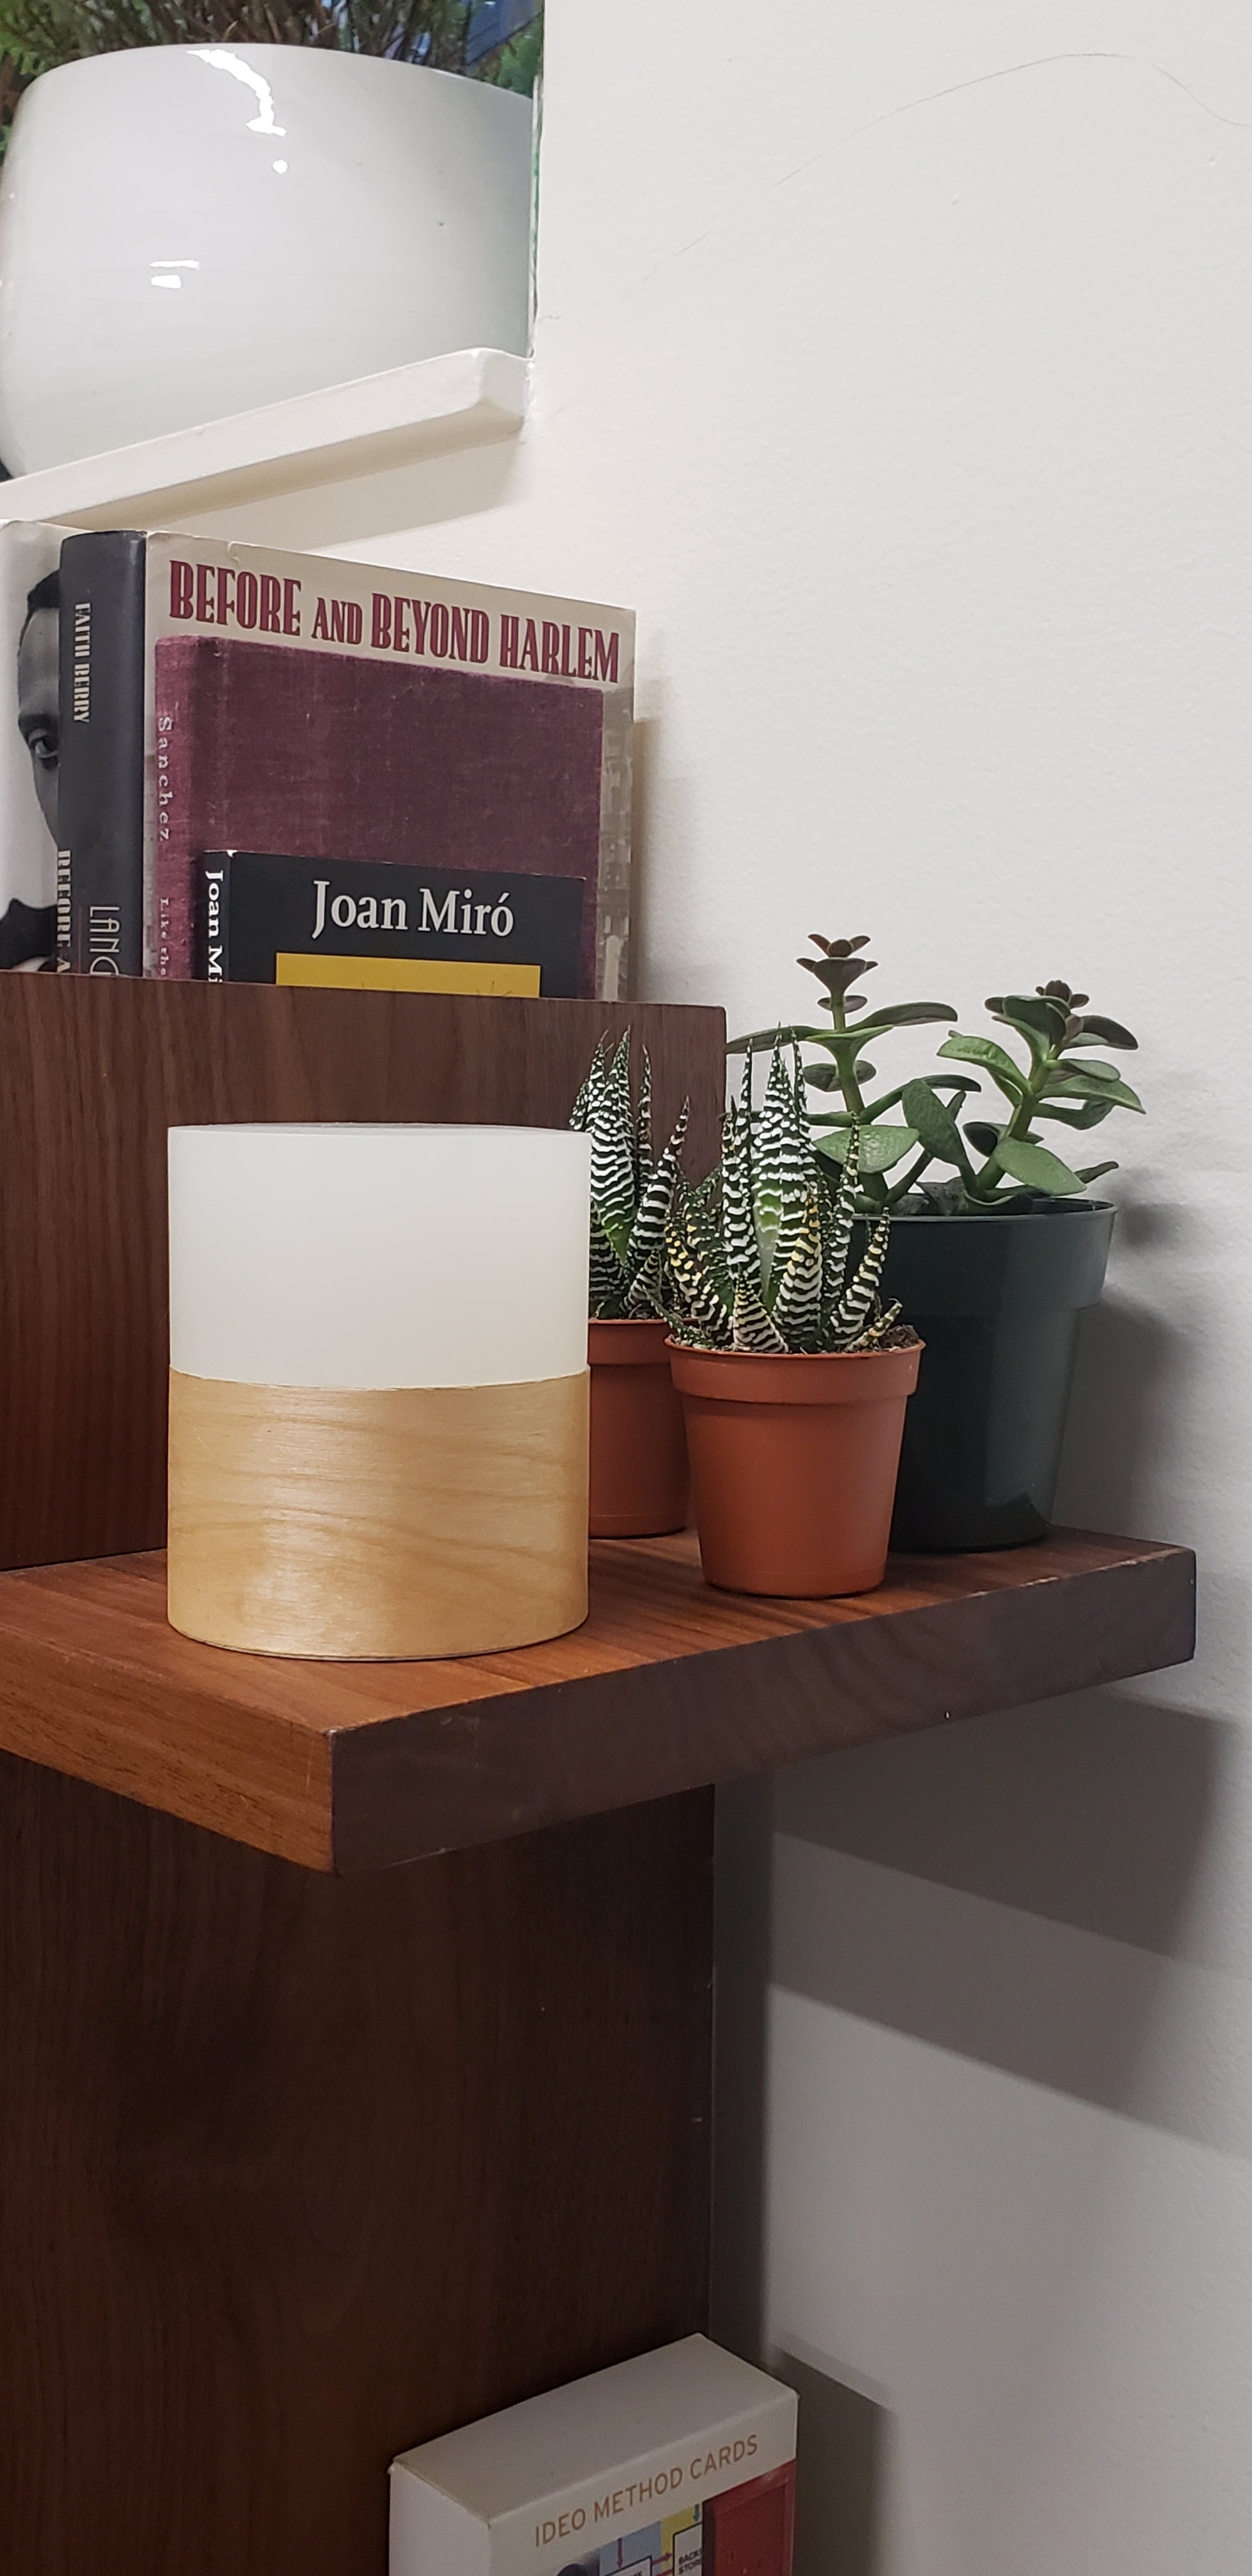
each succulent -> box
[666,1038,902,1354]
[570,1033,689,1320]
[730,937,1143,1215]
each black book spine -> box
[58,531,147,977]
[197,854,229,981]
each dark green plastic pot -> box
[879,1200,1115,1551]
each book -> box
[199,850,585,995]
[57,529,147,976]
[141,536,634,996]
[389,2334,797,2576]
[0,518,66,971]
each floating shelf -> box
[0,344,526,530]
[0,1527,1195,1874]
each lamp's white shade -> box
[168,1123,592,1390]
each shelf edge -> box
[0,346,528,531]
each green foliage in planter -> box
[570,1032,689,1321]
[0,0,541,153]
[730,935,1143,1216]
[667,1038,901,1354]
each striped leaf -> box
[721,1096,757,1285]
[626,1099,689,1278]
[818,1127,860,1330]
[590,1032,639,1260]
[770,1190,823,1349]
[676,1181,735,1317]
[625,1241,668,1318]
[731,1276,789,1353]
[666,1223,732,1345]
[589,1211,630,1317]
[830,1213,890,1348]
[862,1298,903,1345]
[754,1038,810,1292]
[569,1034,609,1135]
[766,1050,816,1300]
[636,1046,654,1185]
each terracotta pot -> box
[668,1340,922,1597]
[588,1318,691,1537]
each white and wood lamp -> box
[166,1122,592,1660]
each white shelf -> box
[0,346,527,532]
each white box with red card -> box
[390,2334,797,2576]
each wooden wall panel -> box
[0,1754,714,2576]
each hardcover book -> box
[200,850,585,995]
[0,518,67,971]
[389,2335,797,2576]
[142,535,634,997]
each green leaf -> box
[727,1024,823,1053]
[938,1032,1027,1098]
[1056,1056,1120,1082]
[991,1136,1084,1195]
[1037,1098,1115,1130]
[816,1122,917,1174]
[986,993,1068,1048]
[901,1078,968,1166]
[963,1121,1003,1156]
[798,953,876,1002]
[1045,1073,1143,1112]
[849,1002,958,1034]
[1077,1160,1118,1184]
[1074,1013,1138,1050]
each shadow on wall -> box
[1052,1262,1193,1539]
[710,1294,1223,2560]
[770,2347,890,2576]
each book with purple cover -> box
[144,537,634,997]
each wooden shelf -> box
[0,345,526,530]
[0,1527,1195,1874]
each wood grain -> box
[0,1757,713,2576]
[167,1369,590,1659]
[0,1528,1195,1873]
[0,976,725,1572]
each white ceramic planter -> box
[0,45,531,473]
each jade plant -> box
[570,1033,689,1319]
[729,935,1143,1215]
[666,1038,904,1354]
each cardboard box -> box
[390,2334,797,2576]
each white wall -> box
[194,6,1252,2566]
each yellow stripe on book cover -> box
[275,954,542,997]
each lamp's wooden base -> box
[167,1368,590,1659]
[0,1753,712,2576]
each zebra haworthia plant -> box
[570,1032,689,1319]
[667,1039,903,1355]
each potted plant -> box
[666,1039,920,1597]
[731,936,1144,1551]
[570,1032,691,1539]
[0,2,539,472]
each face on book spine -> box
[165,1123,592,1661]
